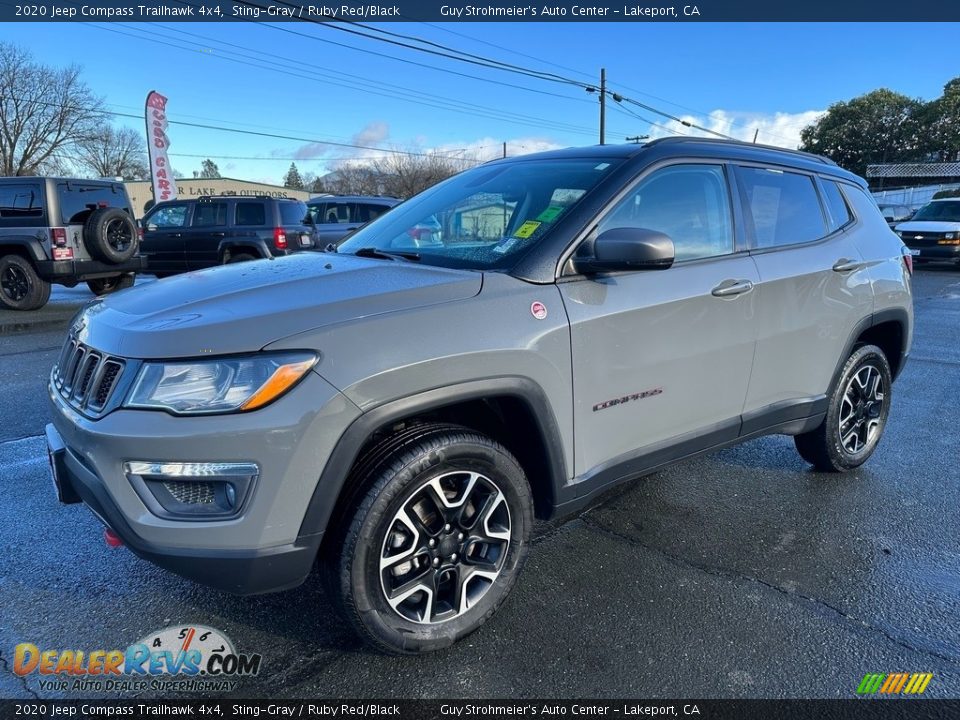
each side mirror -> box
[573,227,675,274]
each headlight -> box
[894,230,904,238]
[125,352,318,415]
[944,232,957,240]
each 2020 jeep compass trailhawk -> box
[46,139,913,654]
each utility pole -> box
[599,67,606,145]
[503,141,507,158]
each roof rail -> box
[643,136,837,166]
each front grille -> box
[904,232,944,248]
[53,337,125,413]
[163,481,216,505]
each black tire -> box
[0,254,51,311]
[794,344,893,472]
[83,207,138,263]
[226,252,257,264]
[86,273,135,297]
[324,423,534,654]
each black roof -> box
[498,138,865,187]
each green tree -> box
[799,89,928,176]
[284,162,304,189]
[922,77,960,162]
[199,158,220,179]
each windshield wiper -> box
[352,247,421,262]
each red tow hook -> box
[104,528,124,548]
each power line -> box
[112,22,603,138]
[0,94,475,159]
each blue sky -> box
[2,21,957,184]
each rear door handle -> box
[169,233,182,238]
[210,232,225,238]
[711,279,754,297]
[832,258,864,273]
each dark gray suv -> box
[47,139,913,654]
[141,195,316,276]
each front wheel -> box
[325,424,534,654]
[794,344,892,472]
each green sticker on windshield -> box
[514,221,541,239]
[536,206,564,223]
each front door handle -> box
[210,232,225,238]
[711,279,754,297]
[832,258,864,273]
[169,233,182,238]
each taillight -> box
[137,226,143,242]
[273,227,287,250]
[50,228,67,247]
[901,246,913,276]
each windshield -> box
[337,158,621,270]
[910,200,960,222]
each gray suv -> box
[46,139,913,654]
[0,177,145,310]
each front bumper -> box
[36,254,147,282]
[906,244,960,262]
[46,370,361,594]
[47,422,320,594]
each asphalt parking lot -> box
[0,269,958,700]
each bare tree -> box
[73,125,148,180]
[371,151,473,198]
[199,158,220,179]
[0,42,104,176]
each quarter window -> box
[0,184,43,226]
[821,180,854,232]
[597,164,734,262]
[737,167,827,248]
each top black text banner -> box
[2,0,957,21]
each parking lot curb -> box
[0,315,73,336]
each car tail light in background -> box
[273,227,287,250]
[50,228,67,247]
[901,246,913,275]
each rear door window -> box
[235,202,267,226]
[736,167,827,248]
[57,183,130,224]
[191,202,227,227]
[0,183,45,227]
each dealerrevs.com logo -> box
[13,625,261,693]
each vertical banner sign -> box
[145,91,178,203]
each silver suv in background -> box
[46,139,913,654]
[307,195,400,247]
[0,177,145,310]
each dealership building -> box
[124,177,310,218]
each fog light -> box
[123,461,258,519]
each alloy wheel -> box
[1,264,29,302]
[379,470,511,625]
[838,364,884,454]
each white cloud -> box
[644,109,826,149]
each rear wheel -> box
[226,252,257,264]
[794,344,892,472]
[324,424,534,654]
[0,254,51,311]
[86,273,135,296]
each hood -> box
[72,253,482,358]
[894,220,960,233]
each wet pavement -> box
[0,268,958,699]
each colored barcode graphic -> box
[857,673,933,695]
